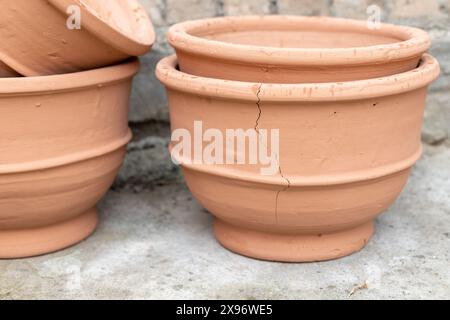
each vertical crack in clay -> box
[275,165,291,224]
[254,84,290,224]
[254,84,262,132]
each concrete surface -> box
[0,144,449,300]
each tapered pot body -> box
[0,59,139,258]
[168,16,431,83]
[0,0,154,76]
[157,54,440,262]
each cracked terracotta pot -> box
[0,59,138,259]
[168,16,431,83]
[157,54,440,262]
[0,0,154,76]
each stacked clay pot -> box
[158,16,440,262]
[0,0,154,258]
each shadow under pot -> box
[0,61,20,78]
[0,0,154,76]
[0,59,139,259]
[168,15,431,83]
[156,54,440,262]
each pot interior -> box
[188,19,409,49]
[81,0,151,44]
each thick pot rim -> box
[156,54,440,102]
[0,58,139,95]
[168,15,431,67]
[48,0,155,56]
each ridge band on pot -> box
[0,131,131,175]
[169,145,423,187]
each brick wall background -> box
[117,0,450,189]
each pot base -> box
[0,208,98,259]
[214,220,374,262]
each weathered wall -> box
[118,0,450,188]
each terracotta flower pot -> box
[168,16,431,83]
[0,0,154,76]
[0,59,138,259]
[157,54,440,262]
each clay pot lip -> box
[156,54,439,102]
[168,15,431,67]
[0,58,139,96]
[0,131,131,175]
[48,0,155,56]
[170,145,421,187]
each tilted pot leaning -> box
[0,59,139,258]
[157,54,440,262]
[168,16,431,83]
[0,0,154,76]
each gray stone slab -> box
[0,145,449,300]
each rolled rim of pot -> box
[156,53,439,102]
[168,15,431,67]
[0,58,139,95]
[48,0,155,56]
